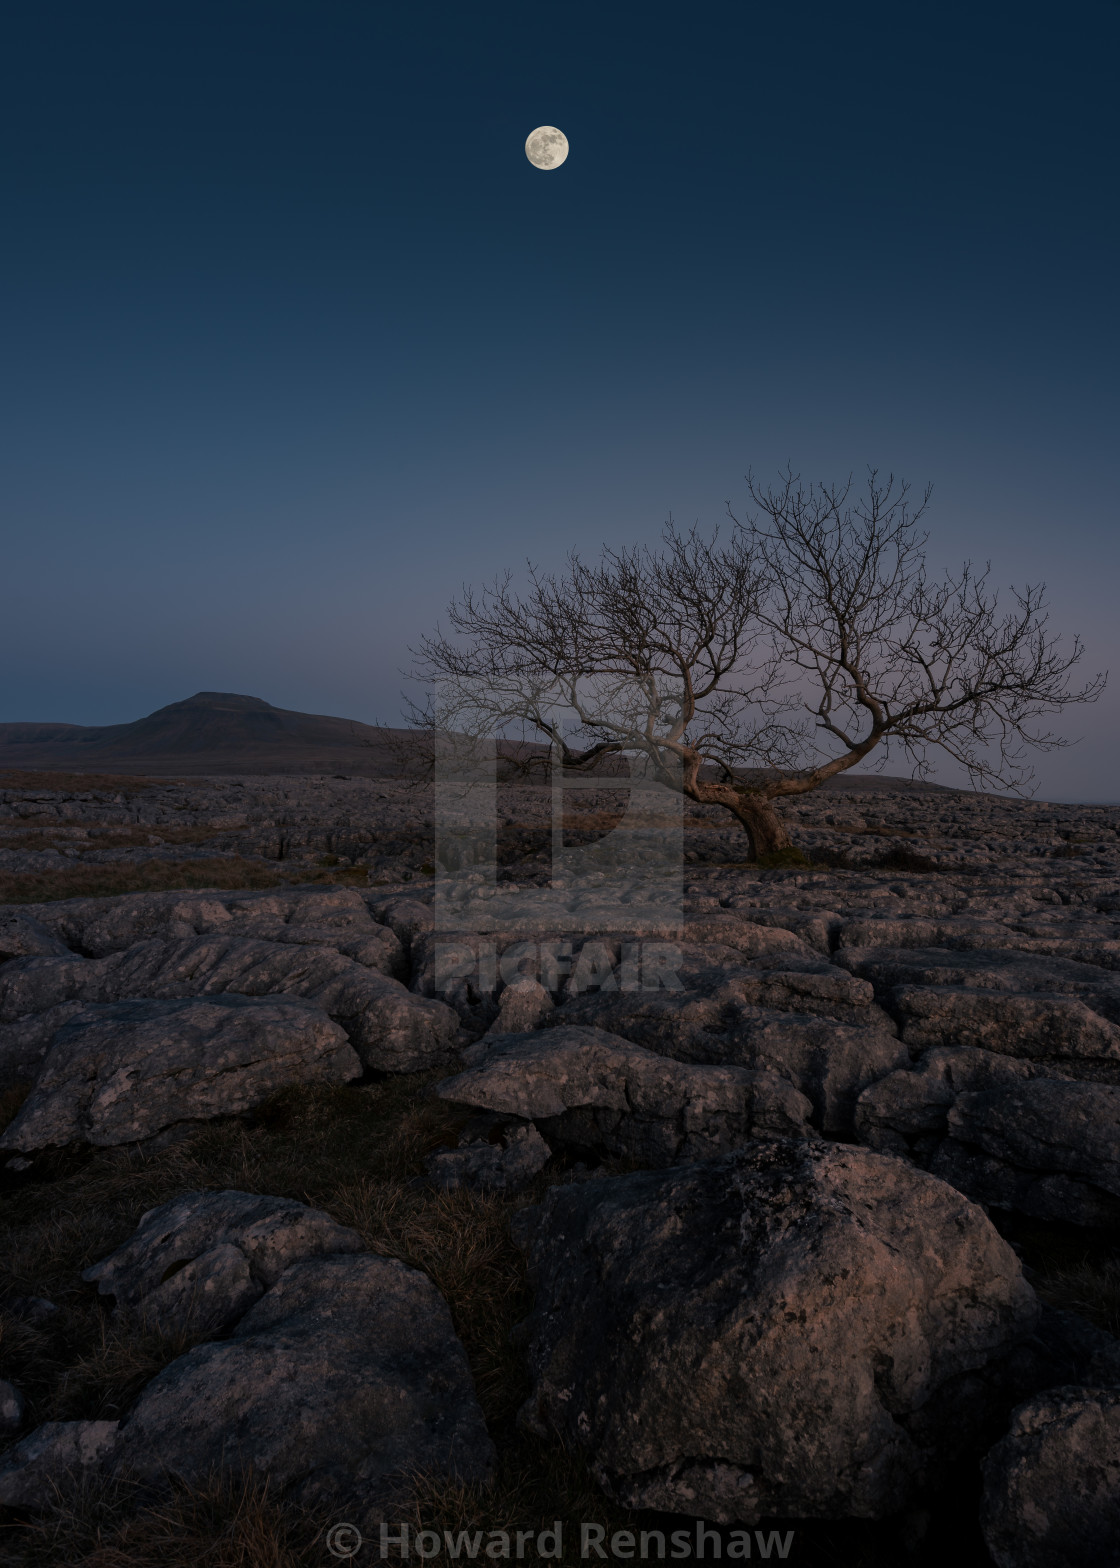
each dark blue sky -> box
[3,1,1118,797]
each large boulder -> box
[512,1141,1038,1523]
[0,995,360,1153]
[82,1190,365,1335]
[980,1388,1120,1568]
[113,1253,495,1512]
[437,1026,812,1165]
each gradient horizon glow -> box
[2,2,1117,801]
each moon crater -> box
[525,126,569,170]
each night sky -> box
[3,1,1118,798]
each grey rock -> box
[720,902,842,955]
[438,1026,813,1165]
[27,886,388,961]
[693,1011,908,1136]
[855,1046,1050,1157]
[549,964,904,1136]
[947,1078,1120,1196]
[0,996,360,1153]
[512,1140,1038,1522]
[837,945,1120,1016]
[893,985,1120,1068]
[425,1123,551,1192]
[485,977,554,1035]
[919,1077,1120,1225]
[931,1152,1120,1230]
[840,915,1033,952]
[367,895,434,951]
[0,1378,26,1436]
[980,1387,1120,1568]
[682,910,815,959]
[858,1051,1120,1224]
[0,913,72,964]
[114,1253,495,1511]
[0,1002,88,1091]
[0,1420,120,1509]
[82,1189,364,1335]
[0,931,459,1074]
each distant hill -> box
[0,691,957,791]
[0,693,409,778]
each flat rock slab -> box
[856,1049,1120,1225]
[113,1253,495,1511]
[512,1140,1038,1524]
[981,1388,1120,1568]
[931,1077,1120,1227]
[892,985,1120,1069]
[0,995,360,1153]
[946,1079,1120,1196]
[21,885,390,959]
[837,946,1120,1016]
[0,931,458,1074]
[438,1025,812,1166]
[83,1189,364,1335]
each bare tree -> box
[412,471,1105,860]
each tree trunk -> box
[730,794,794,859]
[677,756,797,862]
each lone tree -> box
[412,470,1104,860]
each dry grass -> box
[0,1467,331,1568]
[0,1074,1008,1565]
[0,773,191,794]
[0,859,368,905]
[0,1077,639,1564]
[0,1076,539,1433]
[1036,1254,1120,1336]
[1009,1218,1120,1338]
[0,827,233,853]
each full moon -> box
[525,126,569,170]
